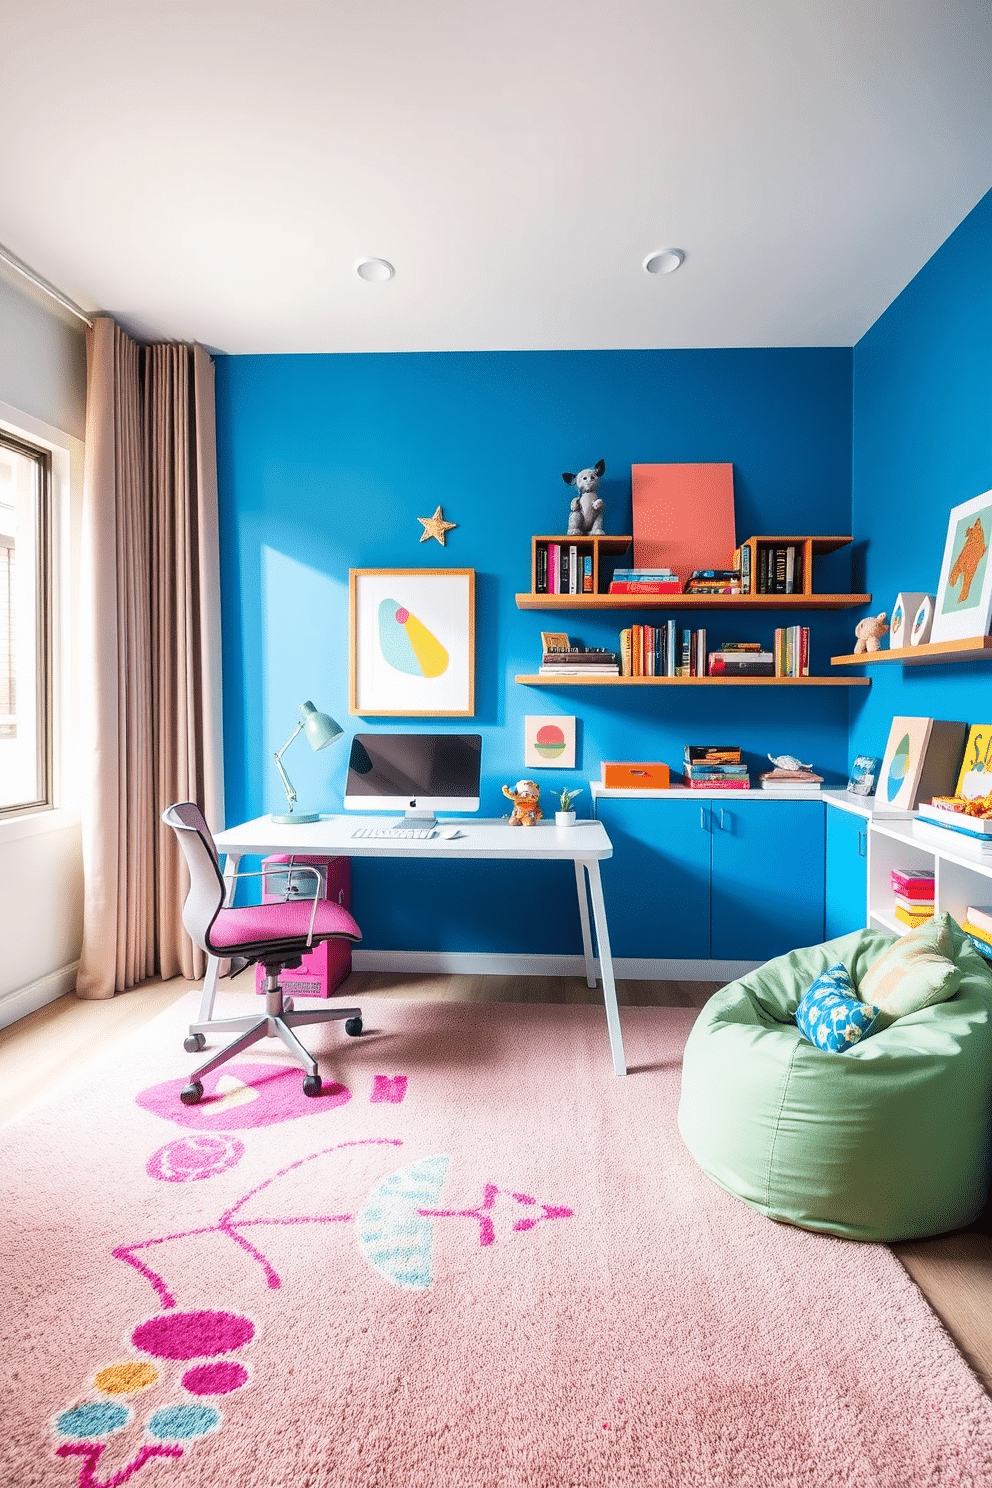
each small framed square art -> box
[930,491,992,643]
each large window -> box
[0,431,51,814]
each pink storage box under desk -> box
[255,854,352,998]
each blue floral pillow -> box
[795,963,881,1052]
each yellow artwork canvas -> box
[955,725,992,798]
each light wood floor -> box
[2,970,990,1394]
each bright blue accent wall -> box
[851,187,992,771]
[215,347,852,952]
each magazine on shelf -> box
[911,818,992,857]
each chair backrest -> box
[161,801,227,953]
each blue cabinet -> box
[597,796,825,963]
[596,797,710,958]
[824,804,868,939]
[710,800,825,960]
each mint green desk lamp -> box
[271,701,343,824]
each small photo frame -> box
[524,715,576,769]
[349,568,475,717]
[930,490,992,643]
[847,755,880,796]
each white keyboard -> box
[350,826,436,840]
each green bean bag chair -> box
[677,925,992,1241]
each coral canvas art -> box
[524,715,576,769]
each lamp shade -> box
[299,700,343,752]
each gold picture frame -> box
[349,568,476,717]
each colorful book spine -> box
[894,905,933,928]
[964,930,992,961]
[890,869,935,896]
[608,581,683,593]
[583,555,593,593]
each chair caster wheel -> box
[345,1017,363,1037]
[180,1082,204,1105]
[303,1074,322,1097]
[184,1033,206,1053]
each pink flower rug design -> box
[2,992,991,1487]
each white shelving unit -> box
[867,817,992,938]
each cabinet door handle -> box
[858,830,867,858]
[719,808,728,831]
[700,807,708,831]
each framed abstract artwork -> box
[930,490,992,643]
[954,724,992,799]
[524,715,576,769]
[349,569,475,716]
[878,716,967,811]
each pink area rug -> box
[3,992,992,1488]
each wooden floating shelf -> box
[515,675,870,687]
[516,593,872,612]
[831,636,992,667]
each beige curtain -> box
[76,316,225,999]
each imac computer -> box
[343,733,482,829]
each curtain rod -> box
[0,241,95,328]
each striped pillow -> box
[858,912,963,1022]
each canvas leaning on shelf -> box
[876,716,967,812]
[930,489,992,644]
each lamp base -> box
[269,811,320,825]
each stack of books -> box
[758,768,823,793]
[912,802,992,859]
[608,567,683,595]
[773,626,810,677]
[538,646,619,676]
[707,642,774,677]
[962,905,992,962]
[890,867,935,927]
[683,568,742,595]
[683,745,750,790]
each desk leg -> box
[573,858,598,989]
[583,859,627,1077]
[194,851,240,1028]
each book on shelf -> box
[582,555,593,593]
[619,628,633,677]
[685,761,749,777]
[894,892,935,914]
[773,625,810,677]
[682,584,742,595]
[708,654,775,676]
[966,905,992,936]
[916,803,992,839]
[752,543,804,595]
[540,631,572,652]
[963,918,992,947]
[894,905,933,928]
[758,768,823,792]
[911,818,992,858]
[608,580,684,593]
[683,776,752,790]
[611,567,678,578]
[685,745,742,763]
[890,868,935,896]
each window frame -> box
[0,428,53,819]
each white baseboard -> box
[0,961,79,1029]
[352,950,758,983]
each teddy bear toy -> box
[562,459,606,535]
[502,779,543,826]
[853,612,889,653]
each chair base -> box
[181,976,362,1103]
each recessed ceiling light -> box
[356,258,395,283]
[643,249,685,276]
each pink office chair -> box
[162,802,363,1105]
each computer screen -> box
[343,733,482,822]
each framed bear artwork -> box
[930,490,992,643]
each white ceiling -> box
[3,1,992,354]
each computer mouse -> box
[439,827,462,839]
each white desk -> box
[197,815,627,1075]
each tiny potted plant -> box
[552,786,583,826]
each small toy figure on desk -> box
[502,779,543,826]
[562,459,606,535]
[853,613,889,653]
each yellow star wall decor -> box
[417,505,457,545]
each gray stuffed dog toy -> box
[562,459,606,535]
